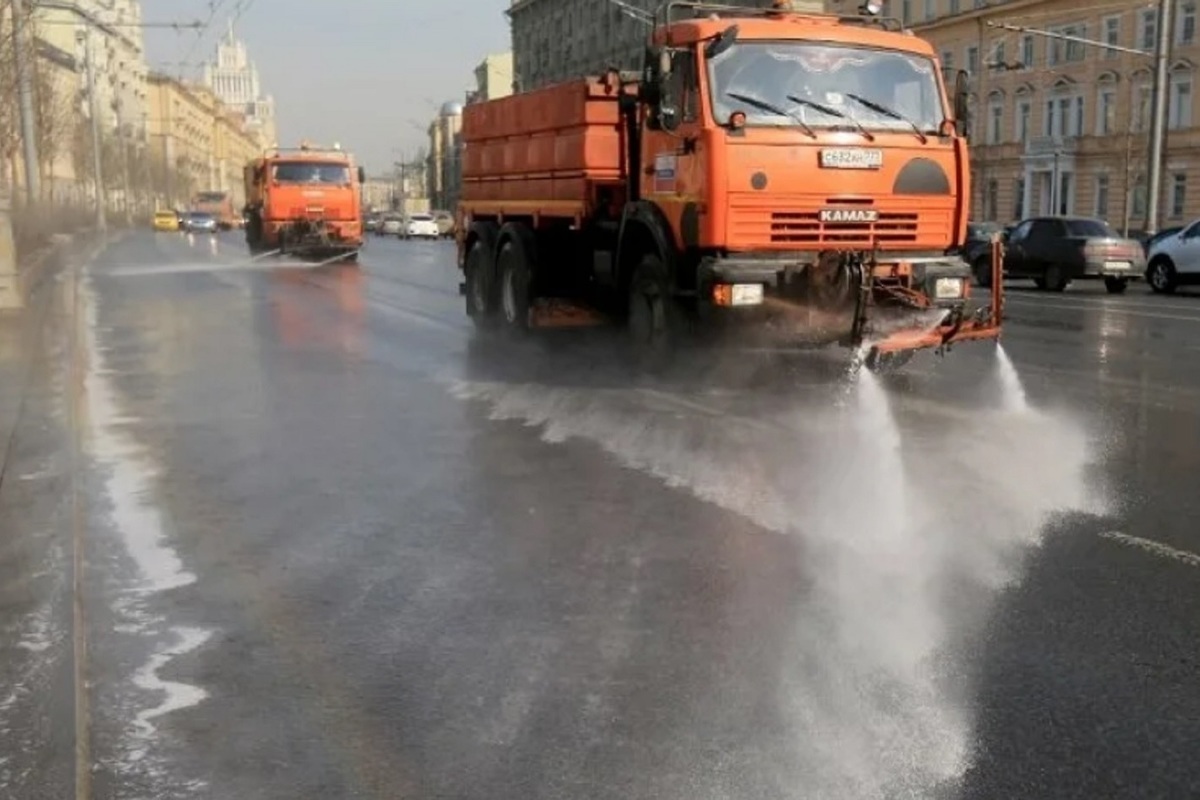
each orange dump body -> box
[460,76,632,217]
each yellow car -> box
[153,209,180,232]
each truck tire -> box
[497,237,532,332]
[465,238,497,326]
[627,253,681,370]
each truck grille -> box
[769,211,919,244]
[730,196,953,248]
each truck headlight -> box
[934,277,964,299]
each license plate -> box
[731,284,764,306]
[819,148,883,170]
[1104,261,1131,270]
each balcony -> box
[1025,136,1079,156]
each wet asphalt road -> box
[2,230,1199,799]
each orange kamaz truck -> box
[243,141,366,262]
[456,0,1003,370]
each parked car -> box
[1145,220,1200,293]
[987,216,1145,293]
[404,212,440,240]
[152,209,180,232]
[432,210,455,238]
[379,214,404,236]
[182,211,218,234]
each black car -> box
[991,216,1146,293]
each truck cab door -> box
[643,47,705,246]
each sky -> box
[143,0,511,174]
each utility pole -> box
[1145,0,1173,235]
[12,0,42,204]
[79,29,106,230]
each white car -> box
[1146,220,1200,293]
[404,213,440,240]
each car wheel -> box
[972,257,992,288]
[1147,257,1178,294]
[1041,263,1069,292]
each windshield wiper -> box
[725,91,815,138]
[844,93,928,143]
[786,95,874,142]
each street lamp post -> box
[78,29,106,231]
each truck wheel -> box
[1103,276,1128,294]
[465,239,496,326]
[497,238,532,331]
[627,253,681,369]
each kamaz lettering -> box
[819,208,880,223]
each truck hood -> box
[721,132,962,251]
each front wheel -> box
[1103,276,1129,294]
[627,253,684,371]
[1147,258,1177,294]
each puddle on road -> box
[446,349,1104,798]
[79,265,213,795]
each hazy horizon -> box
[143,0,511,175]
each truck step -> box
[529,298,609,328]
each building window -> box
[949,0,959,12]
[994,42,1006,70]
[1172,173,1188,218]
[1103,16,1120,58]
[942,50,954,70]
[1014,178,1026,220]
[1170,76,1193,129]
[1133,82,1153,131]
[1141,9,1158,51]
[988,98,1004,143]
[1065,25,1087,62]
[967,45,979,74]
[986,179,998,219]
[1095,174,1110,219]
[1058,172,1074,215]
[1021,35,1034,68]
[1097,88,1116,134]
[1016,99,1032,142]
[1044,99,1055,136]
[902,0,911,25]
[1072,95,1085,136]
[924,0,934,20]
[1180,1,1196,44]
[1133,174,1148,218]
[1045,95,1079,137]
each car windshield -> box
[272,161,351,184]
[708,42,945,132]
[1064,219,1113,237]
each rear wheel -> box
[497,238,533,332]
[464,238,497,326]
[1147,257,1177,294]
[1103,276,1128,294]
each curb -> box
[0,228,106,313]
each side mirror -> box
[953,69,971,137]
[357,166,366,184]
[704,24,739,60]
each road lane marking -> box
[1099,531,1200,569]
[1004,298,1200,323]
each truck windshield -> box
[708,42,944,133]
[272,162,351,184]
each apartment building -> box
[145,74,260,208]
[827,0,1199,230]
[427,102,463,212]
[470,52,514,103]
